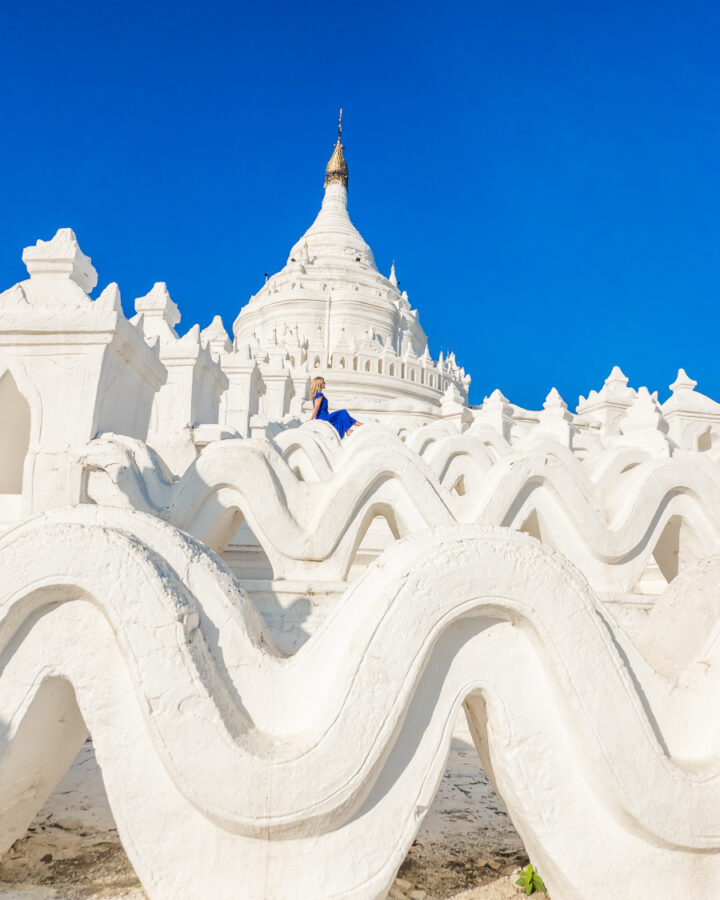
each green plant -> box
[515,863,547,895]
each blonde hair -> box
[310,376,325,399]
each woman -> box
[309,377,363,438]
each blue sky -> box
[1,0,718,408]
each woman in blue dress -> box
[309,377,363,438]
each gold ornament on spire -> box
[325,108,349,188]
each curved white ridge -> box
[3,511,720,898]
[83,424,720,593]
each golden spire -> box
[324,108,349,188]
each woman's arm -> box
[310,396,322,420]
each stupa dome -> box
[231,114,469,421]
[233,113,427,354]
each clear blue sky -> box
[1,0,718,408]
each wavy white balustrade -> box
[82,423,720,597]
[2,509,720,898]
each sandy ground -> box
[396,716,529,899]
[0,714,538,900]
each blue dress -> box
[314,392,357,438]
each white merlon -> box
[22,227,98,293]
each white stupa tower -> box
[232,111,470,424]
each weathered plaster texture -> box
[1,144,720,898]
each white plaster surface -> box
[3,149,720,899]
[3,510,720,897]
[0,718,528,899]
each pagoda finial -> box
[325,110,349,189]
[389,261,398,287]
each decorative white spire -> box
[577,365,635,408]
[524,387,576,449]
[201,314,232,355]
[543,387,571,416]
[605,365,629,388]
[23,228,98,294]
[133,283,181,342]
[388,262,398,287]
[670,368,697,393]
[616,386,672,455]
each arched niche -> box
[634,515,703,595]
[0,370,30,494]
[345,507,402,582]
[222,519,275,581]
[697,427,719,452]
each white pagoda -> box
[230,111,471,428]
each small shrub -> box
[515,863,547,895]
